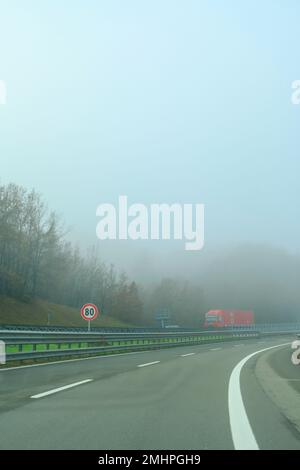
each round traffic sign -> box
[81,303,99,321]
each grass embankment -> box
[0,295,132,328]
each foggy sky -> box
[1,1,299,279]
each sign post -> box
[81,303,99,332]
[47,310,52,326]
[155,309,171,329]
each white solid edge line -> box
[228,342,290,450]
[138,361,160,368]
[31,379,93,399]
[0,350,150,372]
[181,353,195,357]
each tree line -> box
[142,245,300,325]
[0,183,143,324]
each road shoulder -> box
[255,345,300,434]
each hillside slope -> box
[0,296,133,328]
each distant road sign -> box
[155,309,171,328]
[155,310,170,321]
[81,303,99,321]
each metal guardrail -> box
[1,322,300,333]
[0,324,163,333]
[1,323,299,365]
[1,329,260,364]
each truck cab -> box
[204,310,225,328]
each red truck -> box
[204,309,254,328]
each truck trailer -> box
[204,309,254,328]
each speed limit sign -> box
[81,303,99,321]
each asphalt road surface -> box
[0,336,299,450]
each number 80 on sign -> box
[81,303,99,321]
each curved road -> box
[0,337,299,450]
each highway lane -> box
[0,337,299,450]
[0,339,257,413]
